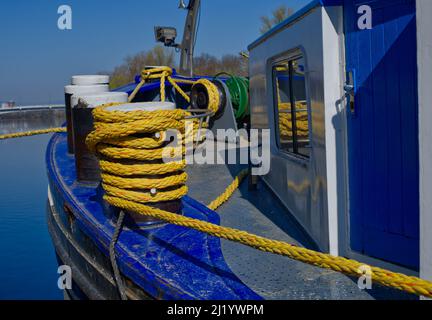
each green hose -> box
[214,72,249,120]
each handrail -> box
[0,105,65,113]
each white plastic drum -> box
[64,84,109,96]
[71,75,109,86]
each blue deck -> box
[47,132,416,300]
[46,132,261,300]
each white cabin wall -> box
[417,0,432,283]
[321,6,344,256]
[249,7,331,251]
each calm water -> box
[0,110,64,299]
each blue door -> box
[344,0,419,269]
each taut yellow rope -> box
[207,169,248,211]
[0,127,66,140]
[106,192,432,298]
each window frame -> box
[271,50,311,161]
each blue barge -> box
[46,0,432,299]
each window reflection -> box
[273,56,310,158]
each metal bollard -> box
[71,92,128,183]
[102,102,184,226]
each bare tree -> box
[108,47,248,89]
[260,5,294,34]
[193,53,220,76]
[193,53,247,77]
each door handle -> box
[345,71,355,114]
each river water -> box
[0,109,64,299]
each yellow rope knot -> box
[128,66,221,116]
[128,66,191,103]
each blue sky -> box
[0,0,309,105]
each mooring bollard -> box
[64,75,109,154]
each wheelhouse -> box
[248,0,431,279]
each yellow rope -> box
[0,127,66,140]
[127,66,220,115]
[194,78,220,114]
[2,66,430,298]
[106,176,432,298]
[278,102,309,139]
[128,66,174,103]
[87,68,215,206]
[128,66,192,103]
[168,77,191,103]
[87,104,432,298]
[87,104,191,204]
[207,169,248,211]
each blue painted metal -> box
[344,0,419,269]
[113,74,227,108]
[46,132,262,300]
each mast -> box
[154,0,201,77]
[178,0,201,77]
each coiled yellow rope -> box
[87,103,190,204]
[0,127,66,140]
[194,78,220,114]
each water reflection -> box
[0,109,65,299]
[0,109,64,135]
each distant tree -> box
[108,47,248,89]
[109,46,175,89]
[193,53,247,77]
[260,5,294,34]
[193,53,220,76]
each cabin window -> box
[273,55,310,158]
